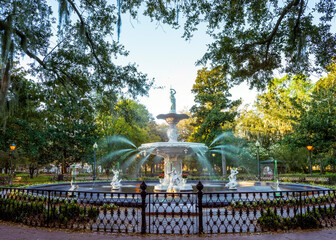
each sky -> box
[116,14,258,123]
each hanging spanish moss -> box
[58,0,71,37]
[176,0,179,23]
[117,0,122,41]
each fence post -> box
[140,181,147,234]
[47,190,50,227]
[196,181,204,234]
[299,191,303,227]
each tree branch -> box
[243,0,301,59]
[66,0,105,73]
[13,27,77,99]
[293,0,304,40]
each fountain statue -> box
[170,88,176,113]
[69,179,79,191]
[167,168,179,192]
[225,168,238,190]
[139,88,208,192]
[110,169,122,190]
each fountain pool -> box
[29,180,328,193]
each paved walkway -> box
[1,221,336,240]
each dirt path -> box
[0,221,336,240]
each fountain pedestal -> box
[149,144,196,192]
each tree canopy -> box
[133,0,336,89]
[285,62,336,154]
[190,67,241,145]
[0,0,153,122]
[2,0,336,111]
[237,74,313,147]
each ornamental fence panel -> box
[0,183,335,235]
[146,192,198,234]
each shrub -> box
[0,193,99,226]
[101,203,118,211]
[258,208,282,229]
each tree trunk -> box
[320,162,324,174]
[0,60,11,112]
[151,163,154,175]
[29,167,35,179]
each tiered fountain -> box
[139,88,208,192]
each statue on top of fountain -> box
[170,88,176,113]
[111,169,122,190]
[225,168,238,190]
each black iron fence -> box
[0,181,335,234]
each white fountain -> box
[110,169,122,190]
[225,168,238,190]
[139,88,208,192]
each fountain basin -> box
[28,180,328,193]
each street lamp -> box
[307,145,313,176]
[256,140,260,181]
[9,142,16,185]
[212,153,215,174]
[93,142,98,180]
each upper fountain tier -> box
[156,88,189,142]
[138,88,208,192]
[157,112,189,125]
[139,87,208,153]
[157,112,189,142]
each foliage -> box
[176,108,196,142]
[44,85,97,172]
[136,0,336,89]
[284,62,336,171]
[96,99,164,170]
[270,143,309,173]
[235,75,315,173]
[96,99,157,146]
[0,72,50,174]
[237,75,313,147]
[190,67,241,145]
[0,192,99,225]
[0,0,152,125]
[209,132,257,174]
[258,207,324,230]
[101,203,118,211]
[0,70,99,175]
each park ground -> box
[1,220,336,240]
